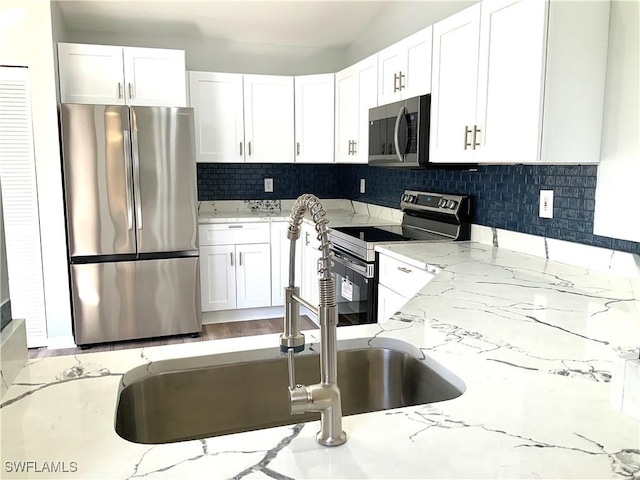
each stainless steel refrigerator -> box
[60,104,201,346]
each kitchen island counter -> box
[1,241,639,479]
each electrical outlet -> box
[264,178,273,193]
[360,178,366,194]
[539,190,554,218]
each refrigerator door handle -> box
[123,130,134,230]
[132,129,143,230]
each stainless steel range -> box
[328,190,472,326]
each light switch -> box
[264,178,273,193]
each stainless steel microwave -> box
[368,94,477,169]
[368,95,429,168]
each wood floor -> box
[27,316,317,359]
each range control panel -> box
[400,190,472,220]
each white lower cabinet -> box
[235,243,272,309]
[377,252,434,322]
[377,284,407,324]
[199,224,271,312]
[271,222,302,307]
[300,222,321,308]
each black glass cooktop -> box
[332,225,446,243]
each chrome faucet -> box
[279,194,347,447]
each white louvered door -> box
[0,67,48,347]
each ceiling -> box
[53,0,478,48]
[55,1,392,48]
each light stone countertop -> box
[1,239,639,479]
[196,199,403,227]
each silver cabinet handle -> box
[128,83,135,99]
[118,82,123,99]
[399,71,406,90]
[296,142,300,156]
[352,140,356,155]
[239,142,243,156]
[393,106,406,163]
[348,140,352,155]
[228,225,243,229]
[393,73,399,93]
[239,252,242,266]
[464,126,473,150]
[248,141,252,156]
[230,252,234,266]
[473,125,482,149]
[131,128,142,230]
[123,130,133,230]
[397,266,412,273]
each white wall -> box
[594,0,640,243]
[50,0,68,102]
[345,0,477,65]
[65,30,346,75]
[0,184,9,307]
[0,0,73,342]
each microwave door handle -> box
[393,106,406,163]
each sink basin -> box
[115,346,463,444]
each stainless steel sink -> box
[115,347,463,444]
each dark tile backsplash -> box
[197,163,640,255]
[198,163,350,201]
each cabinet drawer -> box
[378,253,434,298]
[199,223,270,246]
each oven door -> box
[331,249,376,326]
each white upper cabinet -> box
[430,4,481,164]
[378,26,433,105]
[122,47,187,107]
[58,43,126,105]
[189,72,245,163]
[430,0,610,164]
[335,54,378,164]
[474,0,547,163]
[243,75,294,163]
[58,43,186,107]
[294,74,335,163]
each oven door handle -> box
[332,251,373,278]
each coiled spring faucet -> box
[279,194,347,447]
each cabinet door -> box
[58,43,125,105]
[402,26,433,99]
[300,223,321,308]
[377,284,407,323]
[123,47,186,107]
[189,72,245,163]
[200,245,236,312]
[271,222,302,307]
[354,56,378,164]
[430,4,481,163]
[377,26,432,105]
[474,0,547,163]
[244,75,294,163]
[294,74,335,164]
[335,54,377,164]
[236,243,272,309]
[334,68,357,163]
[377,43,406,105]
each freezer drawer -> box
[70,257,201,345]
